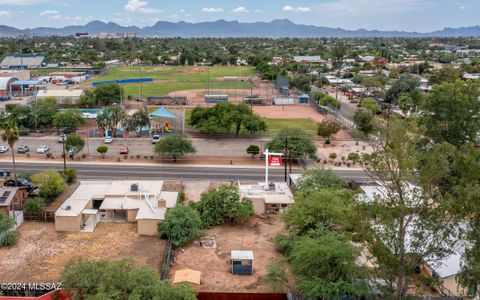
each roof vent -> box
[65,205,71,210]
[131,183,139,192]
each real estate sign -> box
[269,156,282,167]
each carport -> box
[81,209,99,232]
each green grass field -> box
[90,66,255,97]
[265,118,318,136]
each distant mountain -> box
[1,19,480,38]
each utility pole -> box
[284,137,288,182]
[61,131,67,172]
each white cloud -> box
[459,6,467,10]
[124,0,161,14]
[0,10,10,17]
[254,9,263,13]
[202,7,224,13]
[317,0,430,16]
[39,9,59,16]
[282,5,312,12]
[232,6,249,13]
[179,9,186,13]
[168,14,179,20]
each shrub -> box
[32,170,68,201]
[61,168,77,184]
[23,198,45,213]
[347,152,360,162]
[246,145,260,158]
[0,231,16,246]
[329,152,337,159]
[158,205,203,248]
[96,145,108,158]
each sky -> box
[0,0,478,32]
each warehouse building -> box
[0,77,18,97]
[36,89,84,104]
[0,55,45,69]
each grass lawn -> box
[265,118,318,136]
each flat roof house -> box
[55,180,178,235]
[0,187,28,215]
[238,182,294,215]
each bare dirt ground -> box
[0,223,166,282]
[316,140,372,161]
[169,216,283,293]
[183,181,212,204]
[253,105,327,122]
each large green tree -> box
[295,168,346,194]
[385,74,420,104]
[420,80,480,146]
[93,83,123,106]
[189,103,266,136]
[193,185,254,228]
[363,119,458,299]
[353,108,375,135]
[317,120,341,144]
[65,134,85,159]
[154,134,196,162]
[61,257,196,300]
[53,109,85,133]
[267,127,317,159]
[96,105,126,137]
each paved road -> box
[0,161,369,182]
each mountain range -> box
[1,19,480,38]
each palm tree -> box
[1,120,19,186]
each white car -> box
[0,145,9,153]
[152,135,161,144]
[36,145,49,154]
[104,137,113,144]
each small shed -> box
[231,250,254,275]
[173,269,202,293]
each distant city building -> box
[0,55,45,69]
[99,32,137,39]
[75,32,90,38]
[463,73,480,80]
[293,55,321,63]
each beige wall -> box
[55,215,82,232]
[442,275,467,297]
[127,209,138,222]
[137,219,160,236]
[249,197,265,215]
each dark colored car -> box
[17,145,30,154]
[4,178,36,192]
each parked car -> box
[104,137,113,144]
[68,147,78,157]
[152,135,161,144]
[119,147,129,155]
[0,145,9,153]
[17,145,30,154]
[4,178,36,192]
[57,134,66,143]
[37,145,49,154]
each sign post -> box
[264,149,283,189]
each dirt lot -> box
[169,216,283,293]
[0,222,166,282]
[253,105,327,123]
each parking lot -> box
[0,135,270,158]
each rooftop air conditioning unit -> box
[131,183,139,192]
[268,183,276,191]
